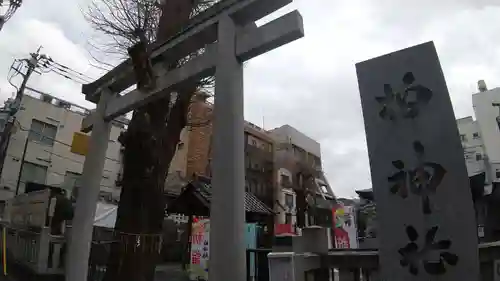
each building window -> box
[496,171,500,179]
[253,162,259,170]
[285,213,292,225]
[473,132,480,139]
[281,174,291,186]
[248,180,254,194]
[476,154,483,161]
[28,119,57,146]
[64,171,82,199]
[19,162,47,193]
[460,134,466,142]
[285,193,294,208]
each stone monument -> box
[356,41,479,281]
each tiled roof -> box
[191,179,274,215]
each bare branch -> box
[83,0,215,89]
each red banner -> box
[275,223,295,235]
[332,207,351,249]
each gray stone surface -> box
[209,15,246,281]
[66,90,113,281]
[356,41,479,280]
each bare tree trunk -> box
[103,1,195,281]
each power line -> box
[8,136,121,167]
[1,171,116,190]
[48,58,95,81]
[37,55,95,84]
[12,124,121,164]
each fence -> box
[3,225,66,275]
[88,248,272,281]
[1,223,273,281]
[246,248,271,281]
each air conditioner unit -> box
[57,100,71,109]
[41,94,53,103]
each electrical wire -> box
[8,135,121,166]
[1,170,116,190]
[7,59,26,92]
[37,56,94,84]
[12,124,121,164]
[47,58,95,81]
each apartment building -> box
[165,95,335,230]
[0,90,126,201]
[179,93,276,207]
[455,80,500,183]
[162,94,275,225]
[268,125,335,232]
[457,116,487,177]
[470,81,500,182]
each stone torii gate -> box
[65,0,304,281]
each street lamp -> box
[0,0,22,31]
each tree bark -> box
[103,1,197,281]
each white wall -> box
[0,94,125,200]
[269,125,321,158]
[457,116,486,176]
[472,88,500,181]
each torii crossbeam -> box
[65,0,304,280]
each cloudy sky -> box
[0,0,499,198]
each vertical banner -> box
[189,220,259,281]
[356,41,479,280]
[332,205,358,249]
[190,219,210,281]
[343,206,358,249]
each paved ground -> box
[154,264,190,281]
[0,263,188,281]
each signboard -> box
[332,205,358,249]
[189,220,259,281]
[71,132,89,156]
[275,223,296,236]
[190,219,210,281]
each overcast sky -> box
[0,0,499,198]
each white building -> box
[457,116,486,177]
[0,90,126,201]
[456,80,500,185]
[471,81,500,182]
[268,124,335,228]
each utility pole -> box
[14,132,28,195]
[0,47,44,183]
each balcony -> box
[245,142,273,162]
[275,223,297,236]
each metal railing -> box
[246,248,271,281]
[2,225,66,275]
